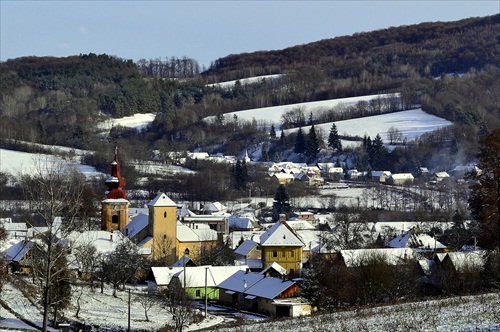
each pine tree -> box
[261,143,270,162]
[328,123,342,152]
[369,134,386,169]
[307,125,320,158]
[294,127,307,154]
[270,124,276,139]
[272,184,291,220]
[233,159,248,190]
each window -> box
[164,211,167,218]
[272,250,278,257]
[290,268,295,275]
[291,250,295,257]
[196,290,201,297]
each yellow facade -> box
[101,199,130,231]
[148,194,178,260]
[262,246,303,275]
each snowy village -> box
[1,9,499,332]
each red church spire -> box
[104,144,127,199]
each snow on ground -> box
[0,148,102,178]
[203,293,500,332]
[282,109,452,143]
[99,113,157,131]
[0,279,262,331]
[206,74,283,89]
[205,93,395,127]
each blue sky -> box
[1,1,498,68]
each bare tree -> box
[19,158,86,331]
[387,126,403,144]
[331,209,369,249]
[136,291,157,322]
[156,278,193,332]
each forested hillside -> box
[0,14,498,169]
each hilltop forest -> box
[0,14,499,176]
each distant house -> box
[338,248,421,268]
[386,173,414,185]
[181,215,229,236]
[317,163,343,181]
[387,228,446,252]
[151,265,248,301]
[432,171,450,183]
[217,270,308,317]
[234,240,261,259]
[371,171,391,183]
[449,165,481,179]
[346,169,359,180]
[260,215,305,275]
[273,173,295,185]
[228,216,258,231]
[3,239,34,274]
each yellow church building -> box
[260,215,305,275]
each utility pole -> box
[205,267,208,319]
[127,288,131,332]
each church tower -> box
[101,146,130,231]
[147,192,178,260]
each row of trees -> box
[303,249,500,310]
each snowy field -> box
[204,293,500,332]
[282,109,452,143]
[207,74,283,89]
[1,276,498,332]
[205,93,397,127]
[0,148,102,178]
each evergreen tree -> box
[272,184,291,220]
[335,157,342,168]
[468,129,500,249]
[261,143,270,162]
[306,125,320,158]
[270,124,276,139]
[294,127,307,154]
[369,134,386,169]
[328,123,342,152]
[233,159,248,190]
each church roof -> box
[260,220,304,247]
[148,192,177,207]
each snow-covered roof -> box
[286,220,315,231]
[148,192,177,207]
[202,201,227,213]
[217,270,265,293]
[229,231,264,249]
[171,256,195,268]
[151,267,184,286]
[152,265,248,288]
[372,170,391,177]
[260,220,305,247]
[340,248,419,267]
[388,229,446,250]
[229,216,254,229]
[433,172,450,178]
[235,258,263,269]
[123,212,149,239]
[245,276,296,300]
[261,262,287,276]
[234,240,259,256]
[67,230,129,254]
[388,173,414,180]
[218,270,297,300]
[445,251,487,272]
[3,240,34,262]
[176,222,217,242]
